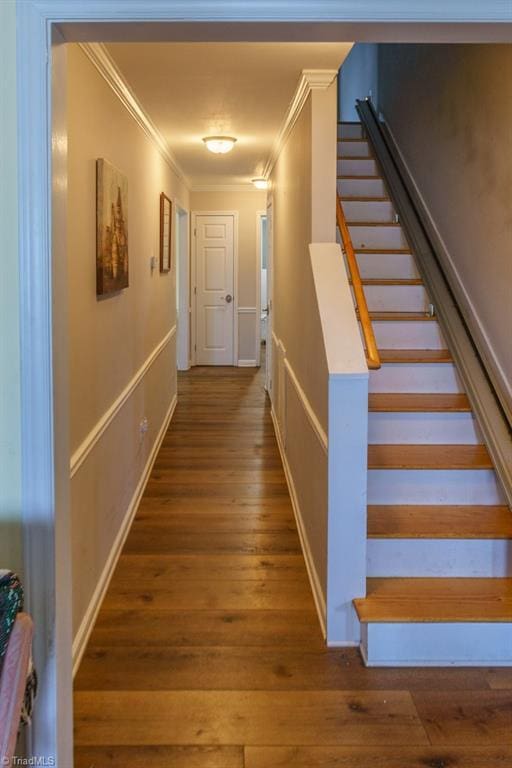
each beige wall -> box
[270,82,337,605]
[379,43,512,412]
[67,45,189,643]
[0,0,22,572]
[190,190,266,363]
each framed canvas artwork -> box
[96,158,129,296]
[160,192,172,273]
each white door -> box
[265,199,273,392]
[195,214,235,365]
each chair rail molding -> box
[70,325,176,478]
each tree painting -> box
[96,158,129,295]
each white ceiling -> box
[105,42,352,188]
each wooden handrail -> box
[336,194,381,370]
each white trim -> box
[255,210,266,367]
[263,69,338,179]
[191,184,263,193]
[176,204,190,371]
[72,393,177,676]
[191,211,239,366]
[238,359,257,367]
[237,306,257,314]
[271,332,328,453]
[271,407,327,639]
[79,43,189,186]
[70,326,176,477]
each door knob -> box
[225,294,233,303]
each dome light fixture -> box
[252,178,269,190]
[202,136,237,154]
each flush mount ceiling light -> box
[202,136,237,154]
[252,178,269,190]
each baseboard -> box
[270,407,327,639]
[238,359,257,367]
[72,393,177,676]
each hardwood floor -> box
[74,361,512,767]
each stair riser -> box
[368,469,505,504]
[349,225,409,251]
[338,123,363,139]
[356,253,420,280]
[338,178,386,197]
[367,539,512,578]
[338,140,370,157]
[371,321,446,349]
[368,363,463,394]
[361,622,512,666]
[338,158,378,176]
[353,284,429,312]
[368,412,480,444]
[343,200,394,223]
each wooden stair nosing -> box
[378,349,453,364]
[354,248,412,254]
[354,577,512,623]
[367,443,493,470]
[367,504,512,540]
[347,221,402,228]
[337,174,380,180]
[368,311,437,322]
[350,278,423,286]
[368,393,470,412]
[340,196,390,202]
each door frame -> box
[175,202,190,370]
[265,196,274,393]
[191,210,239,366]
[255,209,267,367]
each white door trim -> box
[175,202,190,370]
[191,210,239,366]
[255,210,267,367]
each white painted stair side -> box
[368,411,481,444]
[367,538,512,578]
[355,252,420,280]
[368,468,505,505]
[368,362,463,393]
[369,320,446,349]
[338,123,363,139]
[343,200,394,223]
[352,284,429,312]
[338,178,386,197]
[338,139,370,157]
[361,621,512,667]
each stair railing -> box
[336,194,381,370]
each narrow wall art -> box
[96,158,129,295]
[160,192,172,273]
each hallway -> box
[74,364,512,767]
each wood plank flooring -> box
[74,361,512,767]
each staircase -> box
[337,121,512,666]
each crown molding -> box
[262,68,338,179]
[79,42,190,187]
[190,184,264,193]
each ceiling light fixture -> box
[202,136,237,154]
[252,178,269,190]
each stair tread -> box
[355,248,412,254]
[338,155,371,160]
[368,443,492,470]
[348,221,401,227]
[355,578,512,623]
[369,312,436,321]
[341,196,390,202]
[354,279,423,286]
[369,393,470,412]
[379,349,453,363]
[368,505,512,539]
[338,175,380,180]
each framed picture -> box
[160,192,172,273]
[96,158,129,296]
